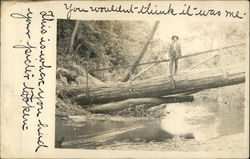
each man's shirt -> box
[169,42,181,59]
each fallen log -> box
[89,96,194,114]
[58,65,245,105]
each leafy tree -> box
[57,20,153,81]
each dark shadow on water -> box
[55,118,173,149]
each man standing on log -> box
[169,35,182,76]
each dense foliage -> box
[57,20,156,81]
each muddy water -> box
[55,101,244,149]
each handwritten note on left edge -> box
[10,8,54,152]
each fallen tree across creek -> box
[58,65,245,105]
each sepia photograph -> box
[55,19,247,153]
[1,1,249,158]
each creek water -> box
[55,100,244,149]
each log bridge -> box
[58,65,245,113]
[59,21,246,114]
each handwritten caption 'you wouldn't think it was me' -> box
[64,2,247,20]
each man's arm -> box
[177,43,181,58]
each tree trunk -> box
[69,20,80,54]
[58,66,245,105]
[89,96,194,114]
[122,21,160,82]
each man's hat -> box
[171,35,179,40]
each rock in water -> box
[180,133,195,139]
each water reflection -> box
[161,103,220,140]
[55,98,244,149]
[161,100,244,140]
